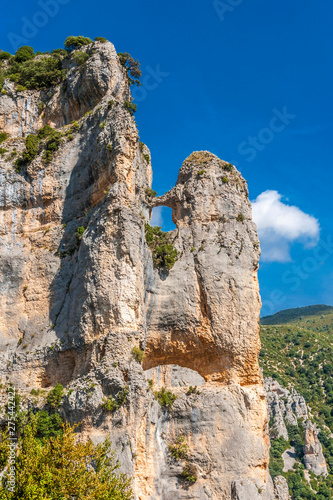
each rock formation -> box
[264,378,327,477]
[304,421,328,476]
[0,40,283,499]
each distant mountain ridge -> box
[260,304,333,325]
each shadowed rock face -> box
[0,41,281,499]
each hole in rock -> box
[145,364,205,388]
[150,206,176,231]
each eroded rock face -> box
[145,153,261,385]
[273,476,290,500]
[264,378,308,439]
[265,377,327,481]
[304,421,328,476]
[0,40,275,499]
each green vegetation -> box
[75,226,85,239]
[223,162,233,172]
[67,121,79,134]
[131,346,144,363]
[22,134,39,162]
[14,46,35,63]
[222,176,229,183]
[261,305,333,326]
[260,307,333,498]
[236,213,245,222]
[73,50,90,66]
[51,48,67,57]
[154,387,177,410]
[0,51,66,90]
[101,396,118,412]
[0,37,95,92]
[35,410,63,440]
[15,124,64,171]
[260,309,333,427]
[0,132,8,143]
[0,51,12,61]
[147,379,153,390]
[186,386,201,396]
[197,169,205,176]
[269,436,289,478]
[0,417,132,499]
[41,128,62,163]
[101,386,129,413]
[64,36,93,51]
[124,101,137,116]
[47,383,64,408]
[168,435,188,460]
[95,37,108,43]
[145,187,157,200]
[118,52,142,86]
[145,224,178,270]
[181,463,197,483]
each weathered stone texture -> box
[0,40,280,499]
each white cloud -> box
[150,206,163,226]
[251,190,320,262]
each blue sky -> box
[1,0,332,315]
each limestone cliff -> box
[0,40,280,499]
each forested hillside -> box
[260,307,333,499]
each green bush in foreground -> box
[0,417,132,499]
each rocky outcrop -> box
[264,378,308,439]
[0,40,278,499]
[273,476,290,500]
[304,421,328,476]
[0,41,129,137]
[265,378,327,478]
[145,152,261,385]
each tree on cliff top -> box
[64,36,93,51]
[118,52,142,86]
